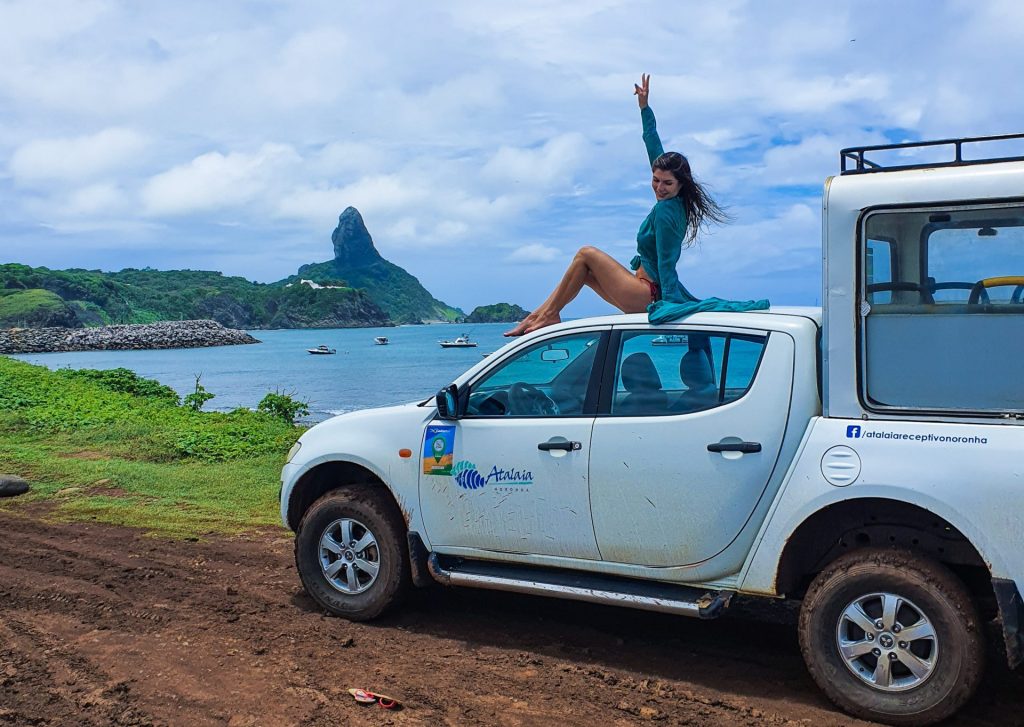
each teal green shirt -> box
[629,106,697,304]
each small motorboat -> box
[651,334,688,346]
[439,333,477,348]
[374,336,389,345]
[307,345,337,355]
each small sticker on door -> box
[423,424,455,475]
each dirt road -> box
[1,511,1021,726]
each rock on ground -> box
[0,475,29,497]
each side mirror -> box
[436,384,460,420]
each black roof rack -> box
[840,133,1024,175]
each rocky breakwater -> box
[0,320,260,354]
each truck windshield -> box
[860,204,1024,413]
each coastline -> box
[0,320,260,354]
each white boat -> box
[439,333,477,348]
[307,345,336,355]
[374,336,389,345]
[651,334,688,346]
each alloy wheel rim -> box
[318,517,380,595]
[836,591,938,692]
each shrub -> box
[182,374,215,412]
[59,367,180,403]
[257,390,310,423]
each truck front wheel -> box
[295,486,410,621]
[798,548,984,726]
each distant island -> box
[465,303,530,323]
[0,207,504,330]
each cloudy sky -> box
[2,0,1021,317]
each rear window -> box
[860,204,1024,413]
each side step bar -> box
[427,553,733,619]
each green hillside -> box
[0,263,389,329]
[0,288,78,327]
[293,258,460,324]
[2,207,463,329]
[295,207,462,324]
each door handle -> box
[707,441,761,454]
[538,441,582,452]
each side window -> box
[465,332,602,417]
[865,238,895,304]
[861,205,1024,412]
[610,331,767,416]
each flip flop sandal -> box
[348,688,400,709]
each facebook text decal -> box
[845,425,987,445]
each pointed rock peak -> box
[331,207,382,267]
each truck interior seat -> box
[618,352,667,414]
[672,350,718,413]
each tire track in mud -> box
[0,614,157,726]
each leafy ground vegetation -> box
[0,356,302,537]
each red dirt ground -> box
[0,511,1021,726]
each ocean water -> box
[12,324,515,422]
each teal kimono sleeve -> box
[653,201,690,304]
[641,106,664,165]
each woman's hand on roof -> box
[634,73,650,109]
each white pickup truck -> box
[280,136,1024,726]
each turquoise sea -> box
[12,323,515,423]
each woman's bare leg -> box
[504,246,652,336]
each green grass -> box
[0,356,303,538]
[0,288,68,326]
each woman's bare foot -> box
[504,317,534,337]
[521,312,560,334]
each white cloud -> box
[759,135,854,187]
[505,243,561,264]
[275,185,350,228]
[9,128,148,184]
[65,183,124,216]
[141,144,300,216]
[481,133,588,190]
[260,27,358,109]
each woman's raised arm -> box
[636,74,664,165]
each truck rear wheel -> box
[295,486,410,621]
[798,548,984,726]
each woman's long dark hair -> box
[653,151,729,245]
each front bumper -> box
[279,461,303,529]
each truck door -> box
[419,330,606,559]
[588,327,794,566]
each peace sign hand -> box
[633,73,650,109]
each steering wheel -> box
[508,382,558,416]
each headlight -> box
[286,441,302,463]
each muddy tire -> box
[798,548,984,726]
[295,486,410,621]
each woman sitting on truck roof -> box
[504,73,728,337]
